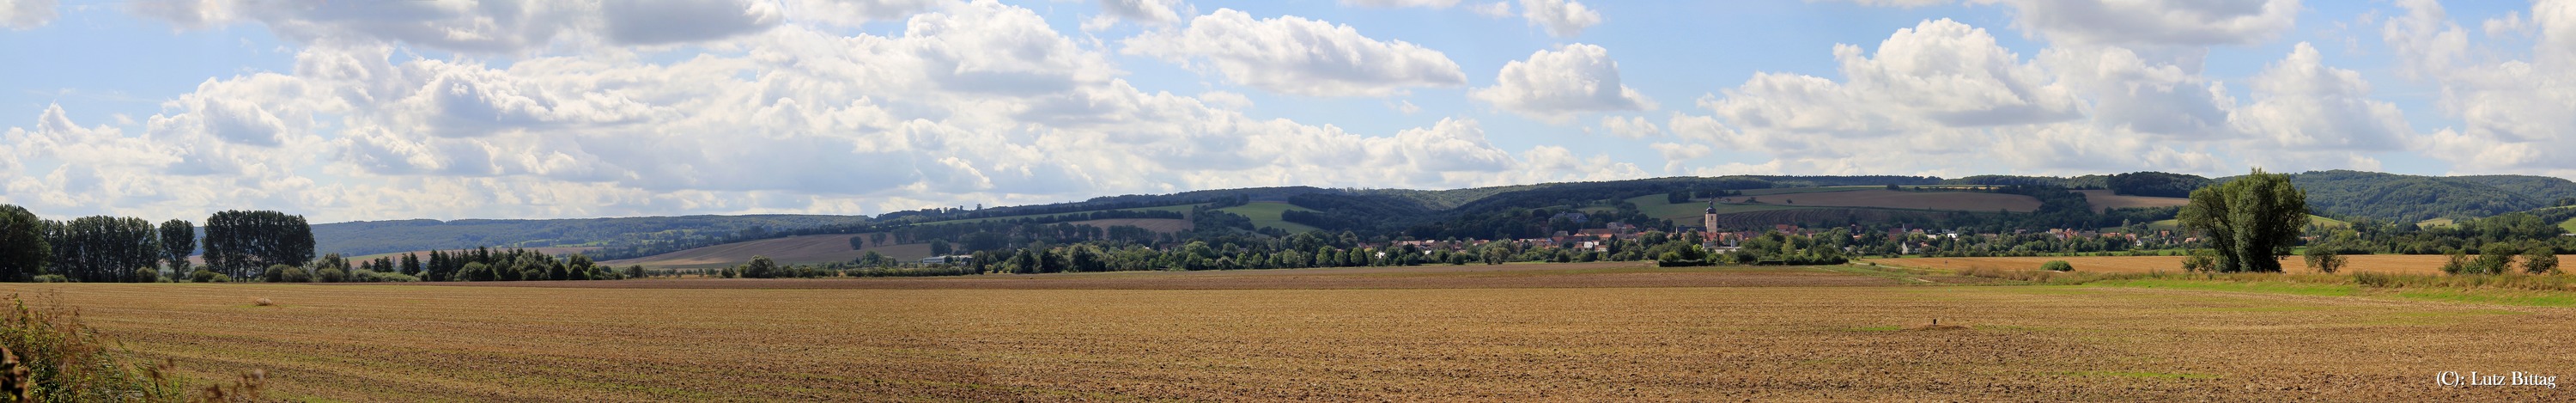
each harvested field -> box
[9,263,2573,400]
[1874,254,2576,275]
[1733,189,2041,212]
[1216,201,1323,233]
[2075,190,2189,212]
[598,234,930,268]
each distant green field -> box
[919,204,1203,226]
[1216,202,1324,233]
[2559,217,2576,233]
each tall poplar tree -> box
[159,219,195,272]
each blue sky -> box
[1,0,2570,223]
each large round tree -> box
[2178,168,2310,272]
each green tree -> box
[2042,260,2074,272]
[929,239,952,256]
[741,255,780,278]
[2472,244,2519,275]
[461,262,491,281]
[0,205,47,282]
[2178,168,2309,272]
[400,253,422,276]
[157,219,194,273]
[52,216,161,282]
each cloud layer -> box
[4,0,2565,223]
[3,0,1639,222]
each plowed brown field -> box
[2075,190,2190,212]
[1874,254,2576,275]
[6,263,2572,400]
[1754,189,2043,212]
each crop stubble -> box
[0,264,2568,400]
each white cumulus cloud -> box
[1519,0,1599,37]
[2,0,54,29]
[1122,9,1467,97]
[1471,43,1655,124]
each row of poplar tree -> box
[0,205,314,282]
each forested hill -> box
[2238,170,2576,223]
[312,215,872,257]
[2454,174,2576,203]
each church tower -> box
[1703,200,1719,235]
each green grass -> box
[919,204,1203,226]
[1215,202,1324,233]
[2558,217,2575,234]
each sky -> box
[0,0,2569,223]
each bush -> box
[2041,260,2074,272]
[2441,251,2470,275]
[2525,249,2561,275]
[262,266,311,283]
[2181,251,2214,272]
[29,275,66,284]
[313,268,348,283]
[371,272,420,283]
[132,267,162,284]
[2303,247,2346,274]
[0,293,266,401]
[188,269,222,283]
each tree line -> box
[0,205,641,283]
[0,205,317,282]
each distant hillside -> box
[2453,174,2576,203]
[2243,170,2560,223]
[313,215,872,257]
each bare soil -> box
[1753,189,2042,212]
[2076,190,2190,212]
[12,271,2570,401]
